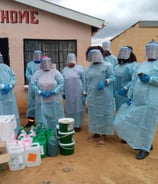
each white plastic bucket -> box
[57,130,74,144]
[59,141,75,156]
[58,118,74,132]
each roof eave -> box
[13,0,105,29]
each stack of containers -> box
[57,118,75,156]
[0,115,16,142]
[33,125,59,158]
[7,128,41,170]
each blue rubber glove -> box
[82,95,86,106]
[139,74,150,83]
[40,91,50,98]
[118,88,127,96]
[40,90,56,98]
[2,84,12,95]
[97,80,106,90]
[126,98,132,106]
[49,90,56,96]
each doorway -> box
[0,38,10,65]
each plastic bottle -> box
[46,132,59,157]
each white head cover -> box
[146,39,158,59]
[118,46,132,59]
[87,49,104,63]
[66,53,76,64]
[0,53,4,63]
[102,40,111,51]
[33,50,42,62]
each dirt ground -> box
[0,112,158,184]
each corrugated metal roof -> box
[139,21,158,27]
[13,0,105,29]
[111,20,158,41]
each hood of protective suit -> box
[102,41,111,51]
[33,50,42,63]
[66,53,76,64]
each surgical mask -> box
[87,49,104,63]
[40,57,52,71]
[146,40,158,60]
[33,50,42,63]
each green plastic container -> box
[46,133,59,157]
[58,118,74,132]
[58,130,74,144]
[59,141,75,156]
[37,135,47,158]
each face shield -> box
[146,40,158,60]
[40,57,52,71]
[87,49,104,63]
[66,53,76,67]
[0,53,4,63]
[118,46,132,64]
[33,50,42,63]
[102,41,111,51]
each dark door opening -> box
[0,38,10,65]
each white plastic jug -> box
[25,142,41,167]
[8,144,25,171]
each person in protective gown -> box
[83,48,115,146]
[31,57,65,131]
[25,50,42,128]
[102,40,118,68]
[0,53,20,135]
[114,40,158,159]
[62,53,85,132]
[114,46,137,112]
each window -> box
[24,39,77,84]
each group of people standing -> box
[1,39,158,160]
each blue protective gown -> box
[104,55,118,68]
[63,64,85,128]
[84,62,115,135]
[0,64,20,135]
[31,68,65,130]
[25,61,41,118]
[114,60,158,152]
[114,62,137,111]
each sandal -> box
[97,135,106,146]
[87,134,100,142]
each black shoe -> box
[121,139,127,144]
[150,145,153,150]
[74,127,81,132]
[136,150,149,160]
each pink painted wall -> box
[1,0,92,113]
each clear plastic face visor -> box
[40,57,52,71]
[87,49,104,63]
[118,47,131,60]
[146,45,158,60]
[33,50,42,62]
